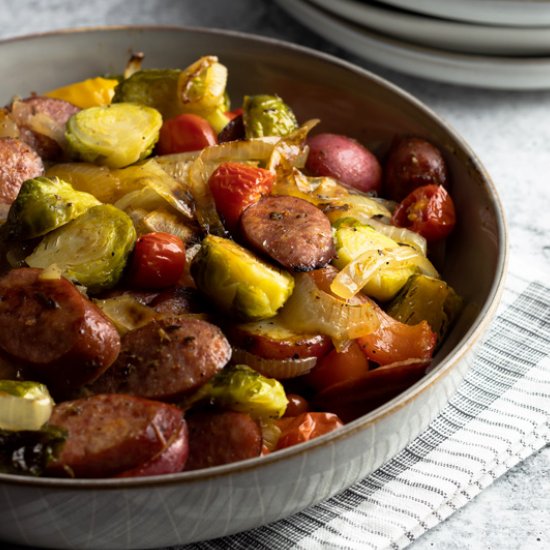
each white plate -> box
[275,0,550,89]
[376,0,550,26]
[309,0,550,55]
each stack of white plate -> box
[274,0,550,89]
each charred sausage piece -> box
[239,195,335,272]
[116,422,189,478]
[9,96,80,160]
[47,394,185,478]
[383,136,448,202]
[88,317,231,401]
[0,137,44,206]
[184,410,262,471]
[0,268,120,394]
[149,286,207,317]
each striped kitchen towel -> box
[184,270,550,550]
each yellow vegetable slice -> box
[0,380,54,431]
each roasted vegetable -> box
[243,94,298,139]
[386,273,462,344]
[113,69,182,118]
[113,57,230,133]
[4,176,100,240]
[65,103,162,168]
[0,425,66,476]
[185,364,288,420]
[333,223,419,301]
[0,380,54,431]
[26,204,136,292]
[45,76,119,109]
[191,234,294,321]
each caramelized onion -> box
[231,348,317,379]
[278,272,379,345]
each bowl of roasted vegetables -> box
[0,27,506,549]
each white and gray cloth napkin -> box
[185,270,550,550]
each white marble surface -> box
[0,1,548,548]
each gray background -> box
[0,1,549,548]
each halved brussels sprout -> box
[65,103,162,169]
[26,204,136,293]
[5,176,101,240]
[0,425,66,476]
[185,364,288,420]
[333,223,418,301]
[243,94,298,139]
[191,234,294,321]
[386,273,462,345]
[113,69,182,118]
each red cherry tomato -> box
[208,161,275,231]
[275,412,344,450]
[225,107,243,121]
[391,184,456,241]
[128,232,186,289]
[156,114,217,155]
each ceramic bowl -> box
[0,26,507,550]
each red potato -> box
[227,317,332,360]
[383,136,448,201]
[305,133,382,193]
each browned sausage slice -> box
[0,268,120,394]
[116,422,189,478]
[0,137,44,206]
[9,96,80,160]
[47,394,185,478]
[184,410,262,471]
[88,317,231,401]
[239,195,335,272]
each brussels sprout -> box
[0,380,54,432]
[26,204,136,293]
[0,425,66,476]
[386,274,462,345]
[191,234,294,321]
[243,94,298,139]
[65,103,162,169]
[113,69,182,118]
[5,176,100,240]
[186,364,288,420]
[333,223,416,301]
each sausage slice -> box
[239,195,335,271]
[9,96,80,160]
[88,317,231,401]
[0,268,120,394]
[184,410,262,471]
[47,394,186,478]
[0,137,44,206]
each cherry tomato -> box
[304,341,371,393]
[283,394,310,417]
[391,184,456,241]
[208,161,275,231]
[275,412,343,450]
[156,113,217,155]
[128,232,186,289]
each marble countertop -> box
[0,1,548,548]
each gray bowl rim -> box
[0,24,509,489]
